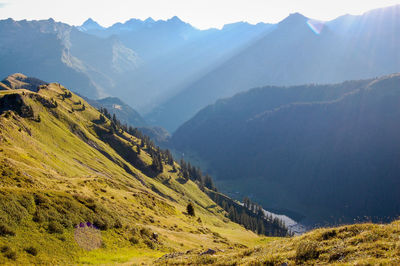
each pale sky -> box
[1,0,400,29]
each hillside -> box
[84,96,147,127]
[171,73,400,225]
[0,74,267,264]
[84,96,171,145]
[158,220,400,265]
[149,5,400,131]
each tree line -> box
[208,191,289,237]
[98,107,173,175]
[98,107,288,237]
[179,158,216,191]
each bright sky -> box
[1,0,400,29]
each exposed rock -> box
[200,248,216,255]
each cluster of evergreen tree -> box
[179,158,216,191]
[98,107,288,236]
[98,107,174,175]
[208,191,289,237]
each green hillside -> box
[0,74,263,264]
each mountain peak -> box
[0,73,47,92]
[144,17,155,23]
[168,16,183,23]
[279,12,308,27]
[81,18,104,30]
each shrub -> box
[24,246,38,256]
[32,210,45,223]
[295,240,320,262]
[0,224,15,236]
[396,242,400,255]
[321,229,337,240]
[34,194,47,205]
[140,227,152,238]
[4,250,17,260]
[47,221,64,234]
[144,239,156,249]
[129,236,140,245]
[0,246,10,253]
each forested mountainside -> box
[0,73,291,263]
[149,5,400,131]
[172,73,400,225]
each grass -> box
[157,220,400,265]
[0,82,262,264]
[78,247,165,264]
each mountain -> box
[0,18,139,99]
[149,5,400,131]
[0,17,273,115]
[78,18,105,32]
[171,73,400,225]
[79,17,274,112]
[84,96,147,127]
[0,73,281,263]
[2,5,400,133]
[83,96,172,145]
[0,73,47,92]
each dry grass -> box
[157,220,400,265]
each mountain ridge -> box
[147,5,400,131]
[171,73,400,225]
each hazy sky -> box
[1,0,400,29]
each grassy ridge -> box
[0,80,261,264]
[157,220,400,265]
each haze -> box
[1,0,400,29]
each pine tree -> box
[187,203,195,216]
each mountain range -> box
[0,16,273,118]
[150,5,400,131]
[2,5,399,132]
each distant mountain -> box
[0,18,139,98]
[2,5,400,132]
[84,96,147,127]
[171,73,400,225]
[0,73,47,92]
[0,17,273,115]
[78,17,274,112]
[78,18,105,32]
[149,5,400,131]
[83,96,172,144]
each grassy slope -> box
[158,220,400,265]
[0,82,261,264]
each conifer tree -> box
[187,203,195,216]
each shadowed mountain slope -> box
[172,73,400,225]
